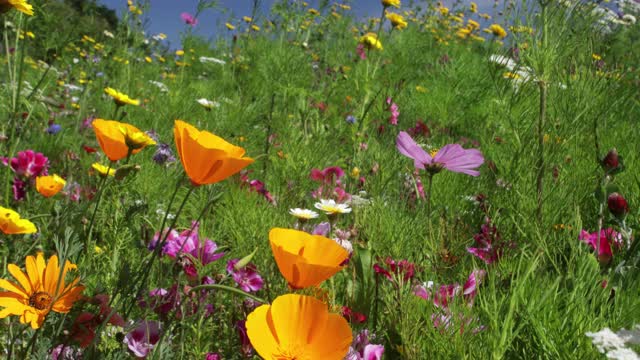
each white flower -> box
[314,199,352,215]
[199,56,226,65]
[197,98,220,109]
[489,55,518,70]
[587,328,627,353]
[148,80,169,93]
[348,195,371,207]
[103,30,115,39]
[289,208,319,220]
[333,238,353,253]
[64,84,84,92]
[622,14,637,25]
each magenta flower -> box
[150,222,225,272]
[310,166,345,184]
[356,44,367,60]
[124,321,161,358]
[462,269,485,304]
[236,320,254,357]
[467,218,503,265]
[226,259,263,292]
[180,12,198,26]
[579,228,623,264]
[396,131,484,176]
[249,179,276,205]
[346,329,384,360]
[373,257,416,283]
[10,150,49,178]
[205,353,221,360]
[386,97,400,125]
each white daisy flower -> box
[289,208,319,220]
[196,98,220,110]
[199,56,226,65]
[314,199,352,215]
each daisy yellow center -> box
[29,291,53,310]
[429,148,439,158]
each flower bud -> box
[601,149,620,173]
[607,192,629,219]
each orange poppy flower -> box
[246,294,352,360]
[92,119,155,161]
[269,228,349,289]
[36,174,66,198]
[173,120,254,185]
[0,252,84,329]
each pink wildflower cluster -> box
[373,257,416,284]
[4,150,50,201]
[467,217,507,265]
[579,228,623,264]
[239,170,276,205]
[124,320,161,358]
[345,329,385,360]
[386,97,400,125]
[226,259,264,292]
[140,283,214,320]
[310,166,351,202]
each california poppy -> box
[92,119,155,161]
[0,206,37,234]
[173,120,254,185]
[246,294,352,360]
[0,252,84,329]
[36,174,66,198]
[269,228,349,289]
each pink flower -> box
[181,12,198,26]
[249,179,276,205]
[373,257,415,283]
[236,320,254,357]
[150,222,225,269]
[396,131,484,176]
[71,294,126,348]
[125,321,161,358]
[386,97,400,125]
[462,269,485,304]
[10,150,49,178]
[310,166,345,184]
[346,329,384,360]
[226,259,263,292]
[579,228,623,263]
[356,44,367,60]
[467,218,503,264]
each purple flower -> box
[396,131,484,176]
[12,177,27,201]
[181,12,198,26]
[47,124,62,135]
[152,143,176,166]
[346,115,357,124]
[226,259,263,292]
[50,344,83,360]
[10,150,49,178]
[205,354,221,360]
[346,329,384,360]
[236,320,254,357]
[312,222,331,236]
[124,321,161,358]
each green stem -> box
[426,173,434,215]
[86,163,114,245]
[189,284,267,304]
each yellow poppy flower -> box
[104,87,140,107]
[91,163,116,177]
[386,12,408,30]
[173,120,254,186]
[0,0,34,16]
[0,206,37,234]
[92,119,153,161]
[35,175,66,198]
[269,228,349,289]
[246,294,352,360]
[0,253,84,329]
[381,0,400,8]
[359,32,383,51]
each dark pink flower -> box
[607,193,629,219]
[10,150,49,178]
[356,44,367,60]
[12,177,27,201]
[579,228,623,264]
[310,166,345,184]
[346,329,384,360]
[236,320,254,357]
[226,259,263,292]
[124,321,161,358]
[181,12,198,26]
[467,218,503,264]
[205,353,221,360]
[386,97,400,125]
[374,257,415,283]
[396,131,484,176]
[342,306,367,324]
[462,269,485,304]
[249,179,276,205]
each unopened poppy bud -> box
[601,149,620,172]
[607,192,629,219]
[234,248,258,270]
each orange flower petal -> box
[43,255,60,296]
[6,264,31,295]
[245,304,280,358]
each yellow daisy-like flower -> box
[36,175,66,198]
[381,0,400,8]
[470,2,477,12]
[0,206,37,234]
[386,12,408,30]
[0,0,34,16]
[0,253,84,329]
[225,22,235,30]
[118,125,156,151]
[486,24,507,38]
[104,87,140,107]
[91,163,116,178]
[243,16,253,23]
[359,32,383,51]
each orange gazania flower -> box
[173,120,254,186]
[0,253,84,329]
[92,119,155,161]
[246,294,352,360]
[269,228,349,289]
[36,174,66,198]
[0,206,37,234]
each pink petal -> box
[396,131,431,169]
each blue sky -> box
[97,1,387,47]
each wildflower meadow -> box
[2,0,640,358]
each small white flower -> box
[289,208,319,220]
[348,195,371,207]
[64,84,84,92]
[148,80,169,93]
[199,56,226,65]
[197,98,220,109]
[333,238,353,253]
[314,199,352,215]
[587,328,627,353]
[103,30,115,38]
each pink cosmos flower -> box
[226,259,264,292]
[579,228,623,264]
[181,12,198,26]
[10,150,49,178]
[396,131,484,176]
[124,321,161,358]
